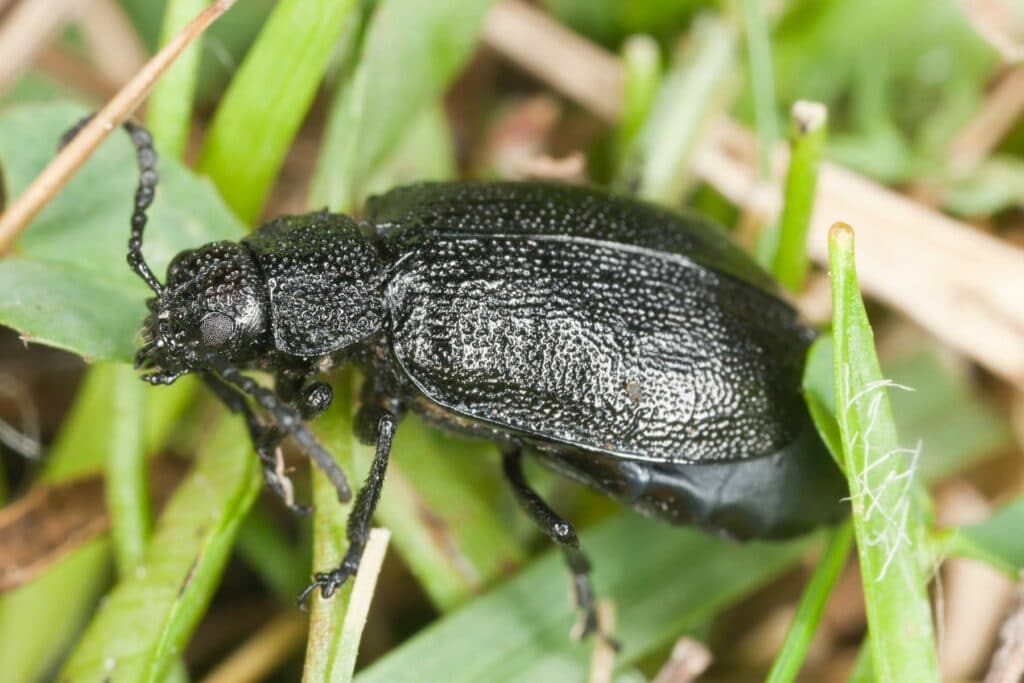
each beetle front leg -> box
[202,373,311,515]
[502,448,616,646]
[298,412,397,605]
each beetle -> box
[72,118,847,640]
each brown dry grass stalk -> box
[0,0,238,255]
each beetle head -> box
[135,242,269,383]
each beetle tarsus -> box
[502,448,619,646]
[296,413,397,606]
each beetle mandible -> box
[75,118,847,641]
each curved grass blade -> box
[308,0,498,211]
[356,515,812,683]
[196,0,358,222]
[626,14,736,203]
[59,417,261,682]
[104,363,151,576]
[828,223,938,681]
[766,520,854,683]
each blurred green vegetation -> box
[0,0,1020,681]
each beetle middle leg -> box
[298,412,397,605]
[502,448,615,645]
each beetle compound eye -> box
[199,312,234,347]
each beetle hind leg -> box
[502,448,618,647]
[298,413,397,606]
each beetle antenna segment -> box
[122,121,164,294]
[58,115,164,294]
[207,356,352,503]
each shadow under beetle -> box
[77,118,847,641]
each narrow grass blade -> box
[766,520,854,683]
[615,35,661,164]
[356,515,811,683]
[304,370,359,681]
[308,0,498,211]
[763,101,827,290]
[147,0,210,159]
[626,14,737,203]
[104,362,151,576]
[828,222,938,681]
[739,0,779,180]
[196,0,358,222]
[59,417,261,683]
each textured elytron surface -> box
[244,213,384,357]
[384,232,810,464]
[368,181,779,294]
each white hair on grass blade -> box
[840,365,923,582]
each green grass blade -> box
[944,495,1024,575]
[828,223,938,682]
[196,0,358,222]
[236,505,311,602]
[146,0,209,159]
[304,370,358,681]
[766,520,854,683]
[739,0,779,180]
[358,416,526,611]
[0,360,179,682]
[59,417,261,683]
[0,540,110,683]
[616,35,662,164]
[763,101,827,290]
[308,0,498,211]
[104,362,151,576]
[356,516,811,683]
[627,14,737,203]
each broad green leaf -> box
[196,0,358,222]
[802,335,843,468]
[309,0,498,211]
[356,515,811,683]
[946,496,1024,576]
[59,417,261,683]
[828,224,937,681]
[0,101,244,362]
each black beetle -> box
[75,119,846,640]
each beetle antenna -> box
[206,356,352,503]
[59,115,164,294]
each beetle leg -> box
[502,448,617,647]
[272,366,333,420]
[212,361,352,504]
[298,413,397,606]
[202,374,311,515]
